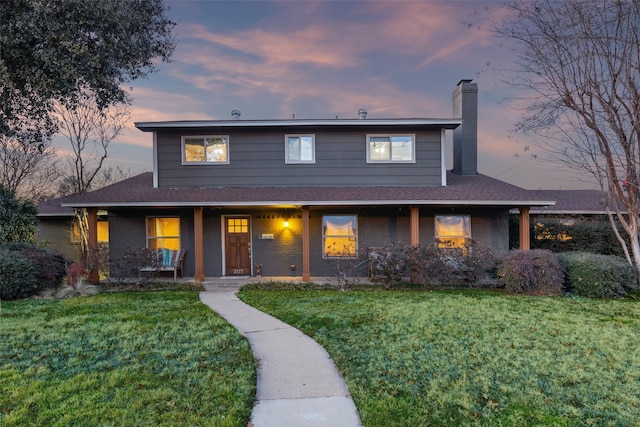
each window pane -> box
[147,218,180,249]
[205,137,228,162]
[369,137,390,161]
[299,136,313,161]
[287,136,301,161]
[184,138,205,162]
[97,221,109,242]
[148,237,180,251]
[228,218,248,233]
[391,136,413,161]
[323,215,357,257]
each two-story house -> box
[63,80,554,282]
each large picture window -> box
[323,215,357,257]
[285,134,315,163]
[435,215,471,248]
[182,136,229,164]
[367,134,415,163]
[147,217,181,250]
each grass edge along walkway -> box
[239,289,640,427]
[1,291,256,427]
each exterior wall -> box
[156,128,443,188]
[36,217,82,262]
[105,206,510,279]
[108,209,196,277]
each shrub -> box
[108,246,161,284]
[0,243,67,299]
[405,242,455,287]
[405,240,495,288]
[557,252,638,298]
[0,249,40,300]
[497,249,564,295]
[324,247,368,291]
[368,242,408,289]
[56,278,100,298]
[21,248,67,287]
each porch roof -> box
[60,172,555,209]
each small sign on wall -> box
[261,234,274,240]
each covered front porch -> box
[83,205,535,283]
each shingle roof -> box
[37,195,77,217]
[528,189,616,214]
[60,171,556,209]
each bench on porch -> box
[139,248,186,281]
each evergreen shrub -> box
[0,243,67,299]
[0,249,40,300]
[557,252,638,298]
[498,249,564,295]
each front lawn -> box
[239,289,640,426]
[0,292,255,427]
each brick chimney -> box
[452,79,478,175]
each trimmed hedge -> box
[557,252,638,298]
[498,249,564,295]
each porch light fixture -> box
[284,220,289,228]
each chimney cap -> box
[457,79,473,86]
[357,108,367,119]
[231,109,241,119]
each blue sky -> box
[83,0,595,190]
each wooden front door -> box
[225,217,251,276]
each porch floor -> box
[149,275,376,287]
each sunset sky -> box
[66,0,596,190]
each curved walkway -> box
[199,285,362,427]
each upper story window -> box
[182,136,229,164]
[366,134,415,163]
[285,134,315,163]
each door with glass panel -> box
[224,216,251,276]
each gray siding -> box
[36,218,82,262]
[156,128,443,188]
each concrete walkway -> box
[199,285,362,427]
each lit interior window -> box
[147,217,181,250]
[323,215,357,257]
[183,136,229,164]
[435,215,471,248]
[367,135,415,163]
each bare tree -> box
[0,135,59,202]
[55,92,132,196]
[496,0,640,275]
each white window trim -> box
[322,214,358,259]
[366,134,416,163]
[181,135,230,165]
[146,216,181,249]
[285,134,316,164]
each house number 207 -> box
[233,269,244,274]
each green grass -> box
[239,289,640,426]
[0,292,255,426]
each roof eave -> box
[135,118,462,132]
[62,200,556,209]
